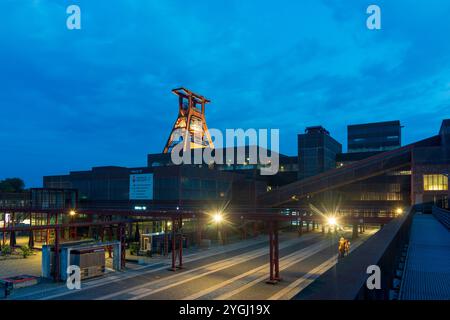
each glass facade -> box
[423,174,448,191]
[336,173,409,203]
[348,121,401,153]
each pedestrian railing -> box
[432,206,450,230]
[294,206,414,300]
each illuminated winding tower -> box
[163,88,214,153]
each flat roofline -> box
[148,146,292,158]
[347,120,401,128]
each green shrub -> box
[0,244,12,256]
[19,245,32,258]
[129,242,139,256]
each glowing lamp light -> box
[213,213,223,224]
[69,210,77,217]
[327,217,337,226]
[396,208,403,215]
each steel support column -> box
[10,213,16,246]
[107,220,113,258]
[274,221,280,281]
[46,213,50,244]
[196,217,202,246]
[267,221,274,283]
[28,212,34,248]
[2,213,5,246]
[54,228,60,281]
[164,220,169,256]
[170,218,177,271]
[266,220,281,284]
[352,223,359,239]
[178,217,183,269]
[119,223,126,269]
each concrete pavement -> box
[8,229,376,300]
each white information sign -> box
[129,173,153,200]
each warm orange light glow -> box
[327,217,337,226]
[69,210,77,217]
[213,213,223,224]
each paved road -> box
[13,229,375,300]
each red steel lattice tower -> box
[163,88,214,153]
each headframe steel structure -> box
[163,88,214,153]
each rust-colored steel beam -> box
[0,219,140,233]
[170,217,177,271]
[178,217,183,269]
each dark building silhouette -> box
[43,120,450,213]
[297,126,342,180]
[44,146,299,209]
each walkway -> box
[399,213,450,300]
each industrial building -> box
[297,126,342,180]
[1,88,449,286]
[43,115,450,213]
[347,120,402,153]
[260,119,450,212]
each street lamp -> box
[395,208,403,215]
[68,210,77,240]
[213,213,223,224]
[327,217,337,226]
[327,216,338,234]
[212,211,224,244]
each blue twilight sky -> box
[0,0,450,187]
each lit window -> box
[423,174,448,191]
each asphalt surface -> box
[13,229,374,300]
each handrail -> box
[294,206,414,300]
[432,206,450,230]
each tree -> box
[0,178,25,193]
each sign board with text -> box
[129,173,153,200]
